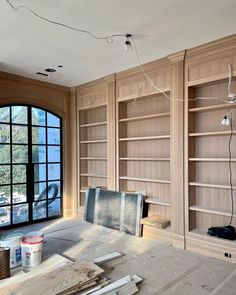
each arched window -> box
[0,105,63,228]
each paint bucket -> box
[21,237,43,268]
[25,231,44,239]
[0,231,23,268]
[0,247,10,280]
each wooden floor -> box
[6,218,236,295]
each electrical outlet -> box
[224,252,232,258]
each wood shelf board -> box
[141,215,171,229]
[188,229,236,247]
[189,103,236,113]
[80,140,107,144]
[119,112,170,123]
[145,198,171,207]
[119,135,170,141]
[189,182,236,190]
[80,173,108,179]
[119,176,170,184]
[189,205,236,218]
[189,131,236,137]
[189,158,236,162]
[119,157,170,161]
[80,157,108,161]
[80,121,107,128]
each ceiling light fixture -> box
[124,34,133,50]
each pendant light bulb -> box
[221,114,231,126]
[124,34,133,50]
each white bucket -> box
[0,231,23,268]
[21,237,43,268]
[25,231,44,239]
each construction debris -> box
[0,253,143,295]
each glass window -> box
[48,198,61,217]
[48,164,60,180]
[0,144,10,164]
[34,164,46,182]
[47,113,60,127]
[32,108,46,126]
[32,127,46,144]
[47,128,60,145]
[0,124,10,143]
[32,146,46,163]
[11,106,28,125]
[12,125,28,144]
[0,107,10,123]
[12,145,28,163]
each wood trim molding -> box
[186,34,236,60]
[116,57,171,79]
[0,71,70,92]
[167,50,186,63]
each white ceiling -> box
[0,0,236,87]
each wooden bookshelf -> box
[77,75,116,205]
[116,87,172,229]
[184,37,236,262]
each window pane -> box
[34,182,46,201]
[12,145,28,163]
[32,127,46,144]
[0,165,10,184]
[48,146,60,162]
[0,107,10,123]
[48,164,60,180]
[48,181,60,199]
[0,144,10,164]
[34,164,46,182]
[48,198,61,217]
[47,128,60,145]
[32,146,46,163]
[13,204,29,224]
[0,206,10,226]
[12,184,27,203]
[12,125,28,144]
[47,113,60,127]
[11,106,27,124]
[32,108,46,126]
[33,201,46,220]
[13,165,26,184]
[0,124,10,143]
[0,186,11,205]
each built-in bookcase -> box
[187,79,236,233]
[79,105,108,204]
[185,36,236,262]
[77,75,115,206]
[118,93,171,219]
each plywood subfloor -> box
[5,218,236,295]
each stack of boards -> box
[0,253,142,295]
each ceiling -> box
[0,0,236,87]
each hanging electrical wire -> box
[228,113,234,225]
[5,0,125,44]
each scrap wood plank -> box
[0,254,73,289]
[141,215,171,229]
[0,260,104,295]
[93,252,123,265]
